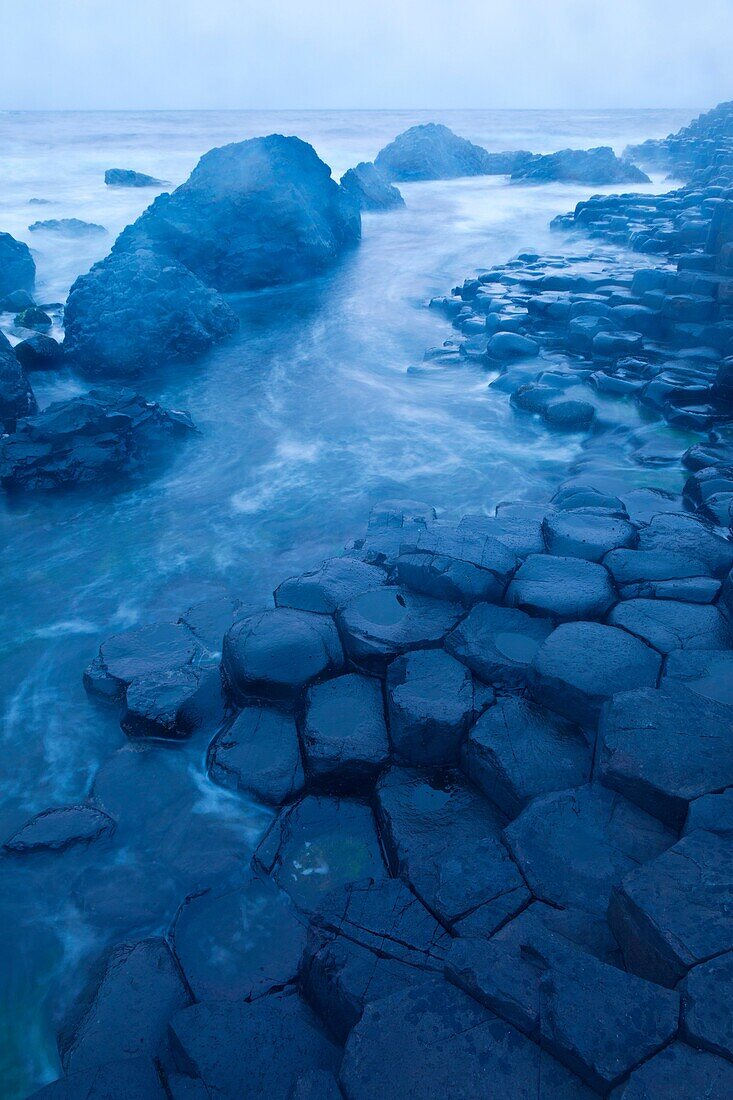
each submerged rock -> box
[114,135,360,291]
[104,168,167,187]
[0,230,35,298]
[374,123,494,181]
[3,805,115,853]
[339,161,405,211]
[63,248,238,377]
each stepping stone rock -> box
[339,978,594,1100]
[171,874,306,1002]
[4,805,115,853]
[609,829,733,986]
[462,696,591,819]
[336,586,461,673]
[530,621,662,727]
[395,525,517,606]
[681,951,733,1061]
[386,648,474,766]
[84,622,202,703]
[59,938,190,1074]
[167,991,340,1098]
[301,673,389,789]
[445,602,554,689]
[289,1070,343,1100]
[121,664,222,740]
[608,598,733,653]
[222,607,344,701]
[683,788,733,836]
[446,911,678,1093]
[375,767,528,926]
[487,332,540,360]
[542,399,596,431]
[505,784,674,917]
[542,511,638,562]
[274,557,384,614]
[458,510,545,558]
[506,554,616,621]
[13,333,63,372]
[209,705,305,805]
[609,1042,733,1099]
[637,512,733,577]
[254,795,386,913]
[598,684,733,829]
[603,548,720,603]
[28,1057,166,1099]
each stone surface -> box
[375,767,528,926]
[4,805,115,853]
[208,705,305,805]
[598,684,733,829]
[336,586,461,672]
[683,788,733,836]
[608,597,733,653]
[609,1042,733,1099]
[512,146,650,185]
[637,512,733,576]
[543,511,637,562]
[505,783,675,917]
[28,1057,166,1099]
[463,696,591,819]
[274,557,384,614]
[374,123,495,181]
[120,664,221,740]
[506,554,616,621]
[29,218,106,236]
[445,602,554,689]
[0,230,35,297]
[530,621,662,727]
[105,168,167,187]
[301,673,389,788]
[13,333,63,371]
[386,648,474,766]
[681,951,733,1061]
[339,161,405,211]
[84,621,202,703]
[603,547,719,603]
[0,334,36,424]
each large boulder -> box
[374,123,494,181]
[114,135,361,291]
[339,162,405,211]
[0,333,36,425]
[62,248,238,377]
[0,230,35,297]
[511,147,650,185]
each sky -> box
[4,0,732,111]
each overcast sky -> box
[5,0,731,110]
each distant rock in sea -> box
[113,134,361,291]
[0,231,36,299]
[104,169,168,188]
[624,100,733,186]
[63,248,238,376]
[374,123,496,181]
[29,218,107,236]
[340,162,405,211]
[511,146,650,185]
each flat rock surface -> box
[608,597,733,653]
[506,554,616,621]
[386,648,474,765]
[609,1042,733,1099]
[4,805,115,852]
[208,705,305,805]
[301,673,389,787]
[336,586,462,671]
[445,602,554,689]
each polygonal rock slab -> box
[28,1057,166,1099]
[664,649,733,705]
[598,684,733,829]
[445,602,554,689]
[121,664,222,740]
[208,705,305,806]
[386,648,474,766]
[681,951,733,1062]
[608,598,733,654]
[394,523,517,606]
[603,548,719,603]
[608,1042,733,1099]
[221,607,344,701]
[543,511,638,562]
[504,784,674,917]
[637,512,733,577]
[375,767,528,926]
[462,696,591,819]
[274,557,385,614]
[339,978,594,1100]
[84,622,202,703]
[683,788,733,836]
[530,621,661,727]
[506,554,616,621]
[3,805,115,853]
[608,829,733,987]
[254,795,386,913]
[301,673,389,789]
[336,586,462,672]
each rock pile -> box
[624,100,733,187]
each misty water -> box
[0,108,694,1095]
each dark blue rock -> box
[637,512,733,576]
[681,951,733,1061]
[609,1043,733,1099]
[336,586,462,673]
[395,522,518,607]
[445,603,554,689]
[4,805,115,853]
[386,648,474,766]
[487,331,539,360]
[0,333,36,425]
[0,230,35,297]
[683,788,733,836]
[301,673,389,788]
[13,333,63,371]
[208,706,305,805]
[105,168,167,187]
[608,597,733,653]
[29,218,107,236]
[374,123,494,181]
[603,547,720,602]
[27,1057,166,1099]
[506,555,616,621]
[543,511,637,562]
[511,147,650,185]
[339,161,405,211]
[274,557,384,614]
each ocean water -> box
[0,108,695,1095]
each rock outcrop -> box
[0,332,37,426]
[0,230,35,298]
[339,161,405,211]
[104,168,168,187]
[511,146,650,185]
[374,123,495,181]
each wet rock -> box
[121,664,222,740]
[4,805,114,853]
[530,621,662,727]
[486,332,539,361]
[543,511,637,562]
[446,910,678,1093]
[336,586,461,673]
[681,951,733,1061]
[395,523,518,606]
[84,621,202,704]
[463,696,591,819]
[505,784,674,917]
[15,306,52,330]
[608,597,733,653]
[506,555,616,621]
[374,123,494,181]
[598,684,733,829]
[609,829,733,986]
[593,330,644,358]
[609,1042,733,1100]
[208,705,305,805]
[637,512,733,576]
[603,547,719,602]
[13,333,63,371]
[254,795,386,912]
[29,218,107,236]
[28,1057,166,1099]
[59,938,190,1074]
[171,874,306,1002]
[375,767,528,926]
[339,161,405,211]
[0,334,36,425]
[301,673,389,789]
[386,648,474,766]
[445,602,554,689]
[167,991,341,1098]
[683,788,733,836]
[512,147,650,185]
[275,557,384,615]
[458,509,545,558]
[63,248,238,376]
[178,592,242,654]
[105,168,167,187]
[221,607,344,702]
[339,978,594,1100]
[542,399,596,431]
[0,230,35,297]
[115,135,360,291]
[289,1070,342,1100]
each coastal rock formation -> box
[113,134,361,291]
[511,147,650,185]
[104,168,168,187]
[374,123,495,181]
[624,100,733,186]
[0,230,35,298]
[0,333,37,425]
[339,161,405,211]
[63,247,238,376]
[29,218,107,236]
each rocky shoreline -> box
[2,105,733,1098]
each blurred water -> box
[0,108,693,1096]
